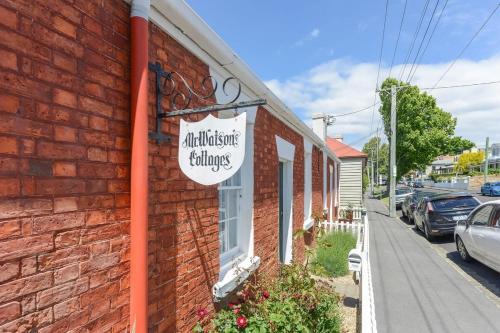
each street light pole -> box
[389,85,397,217]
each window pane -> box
[227,192,238,219]
[219,221,226,253]
[472,206,493,226]
[228,218,237,249]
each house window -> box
[218,170,241,265]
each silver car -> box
[395,187,413,209]
[454,200,500,272]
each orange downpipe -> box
[130,6,149,333]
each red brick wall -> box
[0,1,131,332]
[147,23,219,333]
[312,146,324,218]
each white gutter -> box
[150,0,340,164]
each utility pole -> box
[484,137,489,183]
[376,127,379,186]
[389,86,397,218]
[371,157,375,195]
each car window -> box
[491,207,500,227]
[431,197,480,210]
[470,205,494,226]
[396,188,412,195]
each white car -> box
[454,200,500,272]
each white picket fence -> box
[338,206,365,222]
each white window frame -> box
[303,138,313,230]
[276,135,295,264]
[211,75,260,299]
[218,173,242,266]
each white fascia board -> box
[147,0,339,161]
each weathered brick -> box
[0,157,18,174]
[53,88,77,108]
[33,22,84,57]
[54,125,77,142]
[53,161,77,177]
[85,210,107,226]
[79,281,119,307]
[0,5,18,29]
[78,95,113,118]
[0,198,52,219]
[0,234,53,262]
[37,277,88,309]
[0,27,51,63]
[54,196,78,213]
[0,262,19,283]
[0,301,20,325]
[38,308,90,333]
[36,178,85,195]
[0,271,52,303]
[54,229,80,249]
[108,180,128,193]
[0,308,53,333]
[53,51,77,73]
[86,179,107,193]
[38,246,89,271]
[0,135,18,155]
[87,147,107,162]
[0,48,17,71]
[52,15,77,38]
[78,194,114,210]
[0,112,52,138]
[78,161,115,178]
[0,178,20,197]
[53,297,79,320]
[37,141,86,159]
[27,160,52,176]
[88,115,108,131]
[21,256,37,276]
[33,211,85,233]
[0,94,20,113]
[54,263,79,285]
[0,218,21,240]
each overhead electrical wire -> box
[398,0,431,81]
[432,3,500,89]
[388,0,408,78]
[376,79,500,93]
[405,0,441,83]
[370,0,390,140]
[407,0,449,83]
[331,101,381,117]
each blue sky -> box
[187,0,500,148]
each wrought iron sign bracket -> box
[148,61,267,144]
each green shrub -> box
[312,231,357,277]
[193,263,342,333]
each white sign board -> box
[178,113,246,185]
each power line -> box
[407,0,449,83]
[370,0,390,139]
[330,101,381,117]
[398,0,431,81]
[388,0,408,78]
[405,0,441,83]
[422,80,500,90]
[432,3,500,89]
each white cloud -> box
[265,55,500,149]
[292,28,321,47]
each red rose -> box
[233,307,241,314]
[262,290,270,299]
[197,308,209,319]
[236,315,248,329]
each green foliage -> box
[455,151,485,173]
[378,78,474,178]
[312,232,357,277]
[194,264,342,333]
[362,137,389,176]
[362,169,369,193]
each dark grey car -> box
[401,193,421,223]
[414,193,481,241]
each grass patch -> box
[312,231,357,277]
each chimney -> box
[331,134,343,143]
[312,113,326,141]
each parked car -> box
[455,201,500,272]
[414,180,424,188]
[481,182,500,196]
[401,193,421,223]
[395,187,413,209]
[414,193,481,241]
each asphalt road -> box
[368,197,500,333]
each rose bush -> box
[193,263,342,333]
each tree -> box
[362,137,389,177]
[378,78,475,178]
[455,151,485,173]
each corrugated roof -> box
[326,137,368,159]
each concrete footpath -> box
[367,198,500,333]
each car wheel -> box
[456,237,471,262]
[402,209,406,218]
[423,223,433,242]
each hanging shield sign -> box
[178,113,246,185]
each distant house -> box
[426,155,458,175]
[327,136,367,207]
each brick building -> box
[0,1,340,332]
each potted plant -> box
[345,203,354,222]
